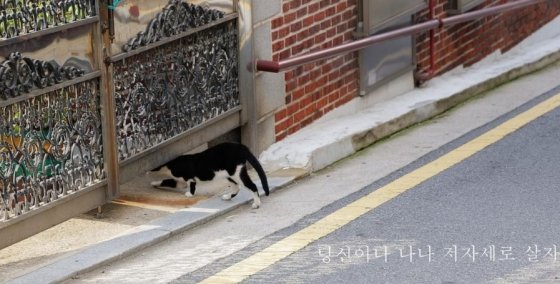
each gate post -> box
[238,0,258,154]
[96,0,120,200]
[238,0,285,155]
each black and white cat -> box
[150,142,270,209]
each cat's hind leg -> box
[222,166,261,209]
[239,166,261,209]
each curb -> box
[8,176,296,284]
[352,49,560,153]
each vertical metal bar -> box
[249,0,258,153]
[107,0,115,41]
[362,0,371,36]
[95,0,120,200]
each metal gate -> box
[0,0,248,249]
[108,0,241,184]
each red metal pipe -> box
[255,20,440,72]
[414,0,438,83]
[254,60,280,73]
[429,0,437,73]
[255,0,547,73]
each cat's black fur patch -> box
[151,142,269,201]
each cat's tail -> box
[244,147,270,196]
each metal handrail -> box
[255,0,547,73]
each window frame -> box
[447,0,485,14]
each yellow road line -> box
[201,93,560,284]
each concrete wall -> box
[251,0,286,153]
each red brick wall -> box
[271,0,359,141]
[415,0,560,77]
[272,0,560,142]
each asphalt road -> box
[176,87,560,283]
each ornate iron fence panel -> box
[0,78,104,221]
[114,19,239,161]
[0,52,85,100]
[120,0,225,52]
[0,0,96,39]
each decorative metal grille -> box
[0,0,96,39]
[0,78,104,221]
[0,52,85,100]
[121,0,225,52]
[114,20,239,160]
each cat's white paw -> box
[185,192,193,197]
[251,193,261,209]
[150,181,160,187]
[222,194,232,201]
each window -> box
[447,0,485,14]
[362,0,426,35]
[358,1,426,94]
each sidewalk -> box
[3,16,560,284]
